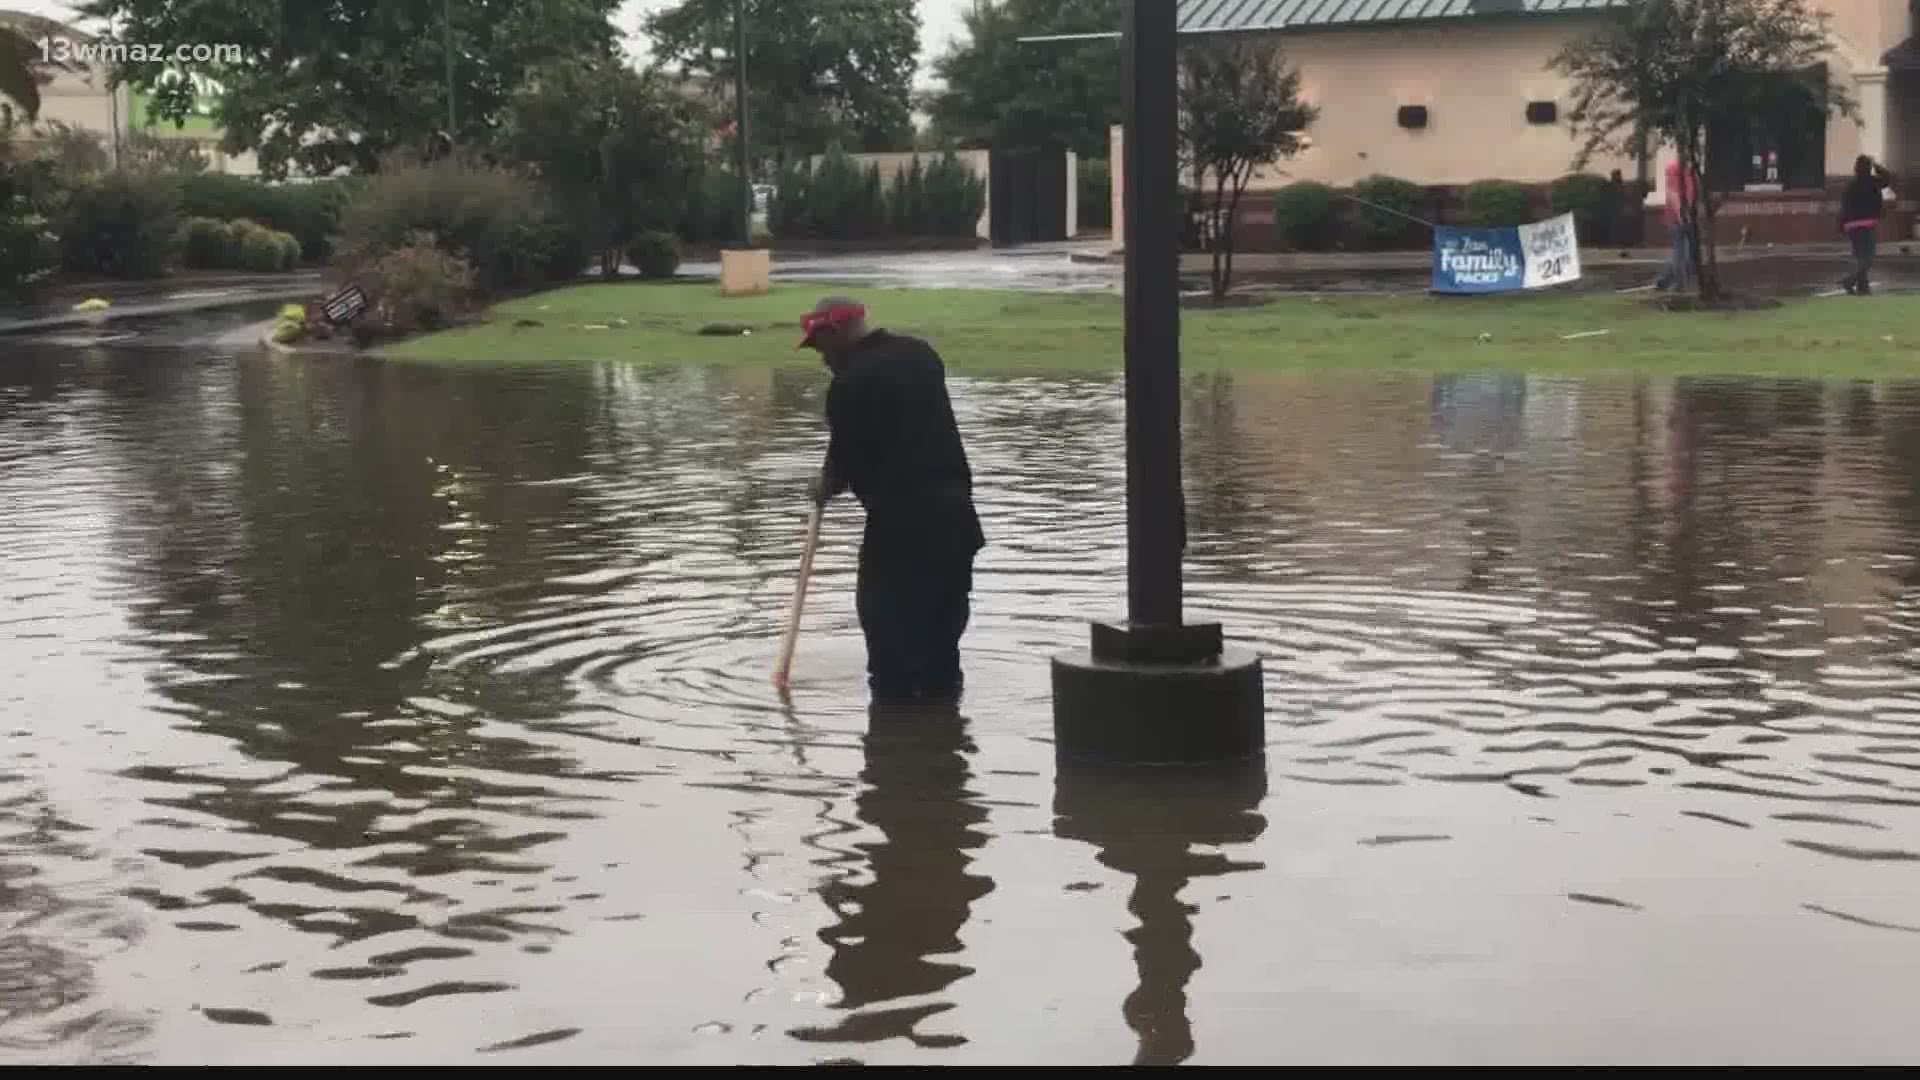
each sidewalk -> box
[1072,240,1908,272]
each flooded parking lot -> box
[5,340,1920,1063]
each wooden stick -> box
[772,501,824,691]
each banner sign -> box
[1431,212,1582,294]
[1519,212,1581,289]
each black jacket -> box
[823,329,985,561]
[1841,168,1894,227]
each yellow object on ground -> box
[73,298,110,312]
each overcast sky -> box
[7,0,976,86]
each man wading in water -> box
[802,296,985,705]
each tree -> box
[75,0,623,179]
[502,58,708,277]
[1179,41,1316,304]
[925,0,1120,160]
[1551,0,1852,300]
[0,27,41,125]
[643,0,918,168]
[1,11,92,129]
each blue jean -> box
[1659,224,1694,289]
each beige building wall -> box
[6,36,260,176]
[1111,2,1918,241]
[27,62,129,160]
[1811,0,1902,171]
[1242,16,1637,191]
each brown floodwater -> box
[5,343,1920,1064]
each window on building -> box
[1706,65,1829,192]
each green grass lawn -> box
[374,280,1920,378]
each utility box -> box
[720,249,771,296]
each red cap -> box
[798,303,866,348]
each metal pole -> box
[734,0,752,245]
[445,0,456,137]
[1122,0,1182,628]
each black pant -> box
[1847,227,1878,293]
[855,548,975,701]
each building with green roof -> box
[1100,0,1915,249]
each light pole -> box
[734,0,752,246]
[1045,0,1265,768]
[444,0,456,138]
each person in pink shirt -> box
[1656,158,1698,291]
[1839,154,1895,295]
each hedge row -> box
[178,217,303,272]
[771,148,986,242]
[1216,173,1637,252]
[179,174,354,262]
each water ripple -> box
[4,356,1920,1061]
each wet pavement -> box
[8,334,1920,1063]
[0,276,323,336]
[679,242,1920,298]
[680,243,1124,293]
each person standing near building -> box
[1656,158,1698,292]
[802,296,986,704]
[1841,154,1896,296]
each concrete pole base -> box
[1050,621,1265,767]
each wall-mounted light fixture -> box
[1398,105,1429,130]
[1526,101,1558,125]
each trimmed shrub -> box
[0,191,58,299]
[177,216,236,269]
[627,230,680,278]
[238,224,284,271]
[1271,181,1336,251]
[534,210,593,282]
[920,151,986,238]
[273,230,302,270]
[1347,175,1426,250]
[771,149,984,243]
[180,174,353,262]
[337,151,569,294]
[771,158,813,238]
[805,145,871,239]
[33,121,110,183]
[282,180,352,261]
[365,231,476,334]
[1549,172,1620,244]
[860,163,886,238]
[57,168,182,278]
[1463,180,1533,227]
[1078,158,1111,231]
[678,167,743,246]
[889,157,921,235]
[125,131,209,175]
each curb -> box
[261,329,368,359]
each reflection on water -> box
[790,704,990,1050]
[6,342,1920,1062]
[1052,763,1267,1067]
